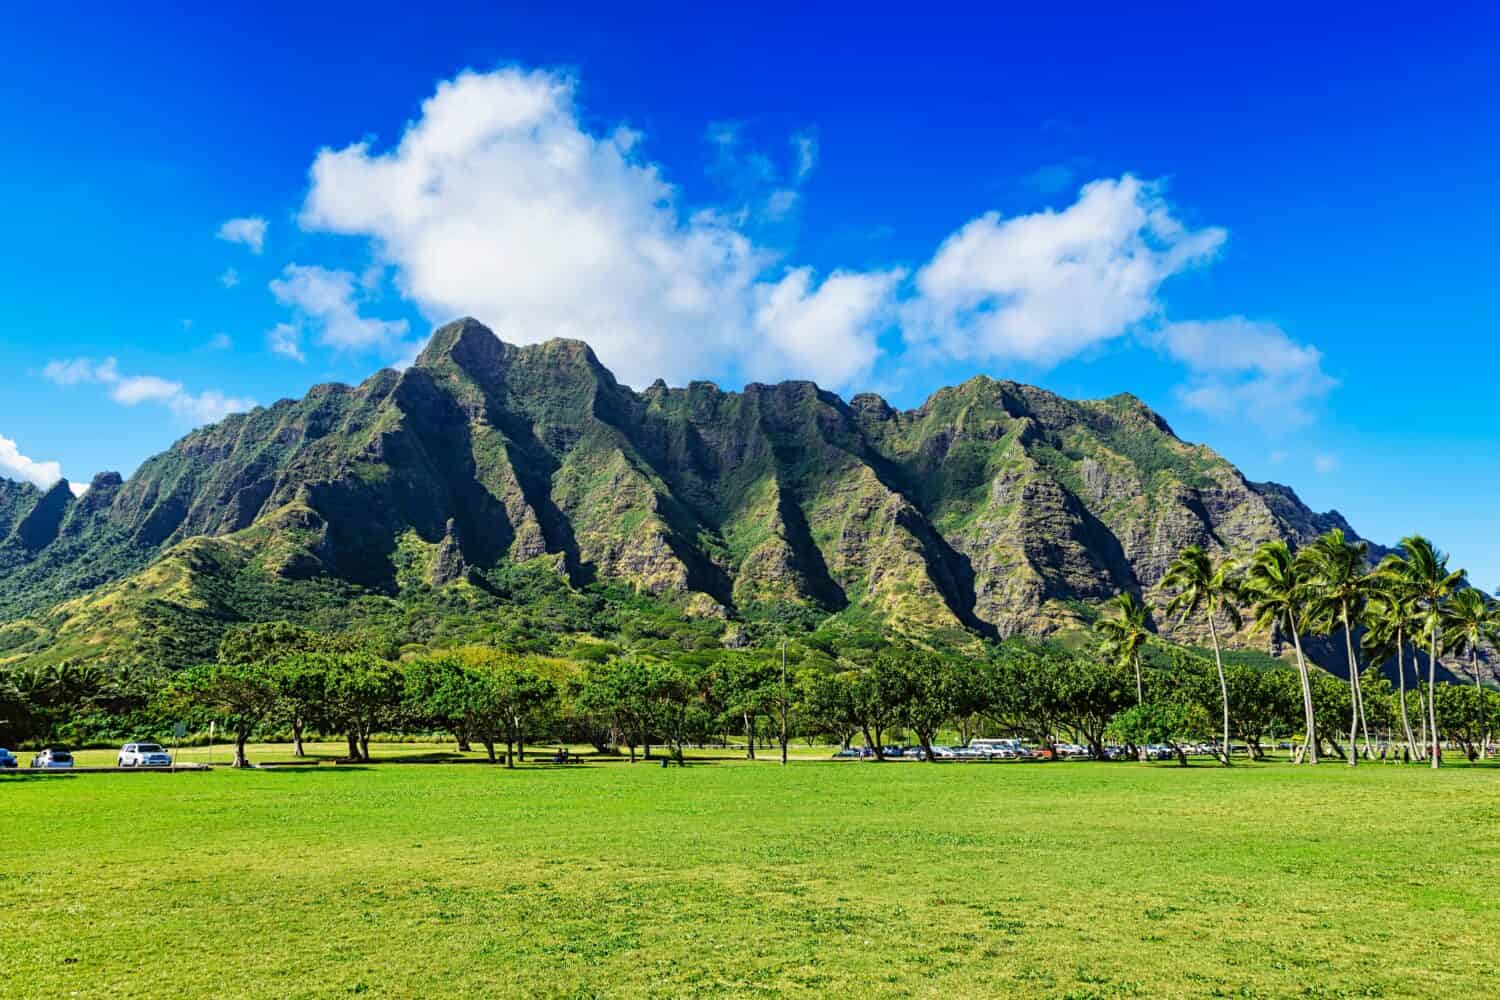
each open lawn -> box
[3,753,1498,999]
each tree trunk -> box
[628,741,636,764]
[455,725,471,753]
[1396,634,1418,762]
[292,718,305,758]
[359,732,370,762]
[1288,615,1317,764]
[505,739,514,769]
[744,711,755,760]
[1341,604,1361,766]
[1473,648,1488,760]
[483,740,496,763]
[1429,630,1441,768]
[518,721,526,762]
[1133,652,1143,705]
[1207,614,1232,766]
[919,730,936,763]
[346,731,360,761]
[233,729,250,768]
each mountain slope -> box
[0,318,1377,665]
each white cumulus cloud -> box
[41,357,255,426]
[216,216,267,254]
[1158,316,1336,429]
[269,264,409,355]
[0,433,67,490]
[903,176,1226,366]
[297,67,889,389]
[288,65,1325,418]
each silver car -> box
[30,748,73,768]
[118,742,173,767]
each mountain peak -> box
[413,317,499,368]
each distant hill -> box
[0,318,1380,670]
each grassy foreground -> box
[3,755,1498,999]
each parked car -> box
[0,747,17,768]
[30,747,73,769]
[832,747,862,759]
[118,742,173,767]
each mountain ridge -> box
[0,318,1379,667]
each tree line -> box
[2,532,1493,769]
[1129,531,1496,767]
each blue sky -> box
[2,4,1496,588]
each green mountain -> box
[0,318,1373,668]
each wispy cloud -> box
[219,267,241,288]
[206,332,233,351]
[791,129,819,181]
[41,357,255,425]
[266,322,306,363]
[1156,317,1336,430]
[216,216,267,254]
[268,264,409,357]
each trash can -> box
[660,758,668,769]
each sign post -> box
[207,720,215,768]
[172,721,186,773]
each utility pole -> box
[780,636,789,767]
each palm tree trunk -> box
[1428,629,1441,769]
[1133,652,1143,705]
[1207,614,1231,766]
[1395,634,1418,762]
[1473,647,1488,760]
[1341,604,1361,766]
[1288,614,1317,764]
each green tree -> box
[325,653,405,762]
[1162,545,1242,764]
[1107,701,1210,766]
[577,658,657,762]
[1441,588,1497,759]
[1243,540,1319,763]
[877,644,960,763]
[1298,529,1375,764]
[166,660,280,767]
[1388,536,1465,768]
[1094,592,1151,704]
[1363,562,1424,760]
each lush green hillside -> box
[0,319,1376,670]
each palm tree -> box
[1442,588,1497,760]
[1162,545,1242,764]
[1391,535,1465,768]
[1243,540,1317,763]
[1298,529,1373,765]
[1095,592,1151,704]
[1363,563,1422,760]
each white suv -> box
[118,742,173,767]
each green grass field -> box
[4,752,1498,999]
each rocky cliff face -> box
[0,319,1377,642]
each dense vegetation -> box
[5,531,1494,770]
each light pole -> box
[780,636,789,767]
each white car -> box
[118,742,173,767]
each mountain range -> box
[0,318,1375,669]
